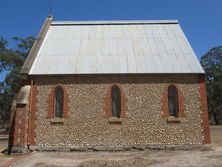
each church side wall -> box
[32,75,206,147]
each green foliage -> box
[0,36,35,124]
[200,45,222,124]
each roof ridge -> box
[51,20,178,25]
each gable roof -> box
[22,17,204,75]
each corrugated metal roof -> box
[29,20,204,75]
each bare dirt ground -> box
[0,136,12,165]
[10,148,222,167]
[1,126,222,167]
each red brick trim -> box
[104,84,127,118]
[29,85,38,145]
[199,75,211,144]
[9,104,29,148]
[47,85,70,118]
[162,84,185,118]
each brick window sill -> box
[108,117,122,123]
[167,116,181,123]
[50,118,65,123]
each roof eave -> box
[21,16,53,74]
[28,72,205,76]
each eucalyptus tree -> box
[0,36,35,125]
[201,45,222,124]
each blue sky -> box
[0,0,221,59]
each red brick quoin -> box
[199,75,211,144]
[104,84,128,118]
[47,85,70,118]
[161,84,185,118]
[11,104,29,147]
[28,85,38,145]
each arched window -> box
[54,86,64,118]
[168,85,179,117]
[111,85,121,118]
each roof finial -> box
[49,5,53,17]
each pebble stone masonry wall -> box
[32,75,206,147]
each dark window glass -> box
[168,85,179,117]
[111,85,121,118]
[54,86,64,118]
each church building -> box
[9,16,210,152]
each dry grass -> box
[33,163,69,167]
[33,158,158,167]
[77,158,158,167]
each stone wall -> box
[33,75,204,147]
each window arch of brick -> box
[47,85,69,118]
[104,84,127,118]
[162,84,185,118]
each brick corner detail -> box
[198,75,211,144]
